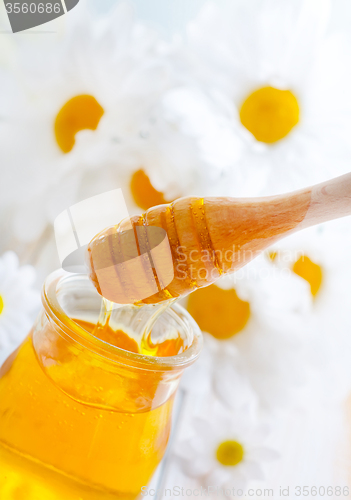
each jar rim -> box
[42,270,202,371]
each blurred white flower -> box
[268,221,351,401]
[187,256,314,408]
[0,2,172,241]
[181,329,260,414]
[0,1,232,247]
[144,87,243,198]
[0,252,40,363]
[175,399,278,489]
[185,0,351,196]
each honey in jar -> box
[0,271,202,499]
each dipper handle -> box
[301,172,351,228]
[87,173,351,305]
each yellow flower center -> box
[216,440,244,467]
[239,86,299,144]
[0,295,3,315]
[130,169,168,210]
[54,95,104,153]
[292,255,323,297]
[187,284,250,339]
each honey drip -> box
[88,297,186,357]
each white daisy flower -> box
[175,399,279,490]
[0,252,40,364]
[0,2,173,242]
[267,221,351,304]
[268,221,351,401]
[63,89,219,213]
[185,0,351,196]
[143,86,244,199]
[1,2,229,249]
[181,330,259,415]
[187,255,314,408]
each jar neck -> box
[32,270,202,412]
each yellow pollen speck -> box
[54,95,104,153]
[240,86,299,144]
[187,284,250,339]
[0,295,3,315]
[216,440,244,467]
[130,169,168,210]
[292,255,323,297]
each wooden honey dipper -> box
[86,173,351,305]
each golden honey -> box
[87,194,311,305]
[0,271,202,499]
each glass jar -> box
[0,270,202,500]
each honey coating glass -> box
[0,270,202,500]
